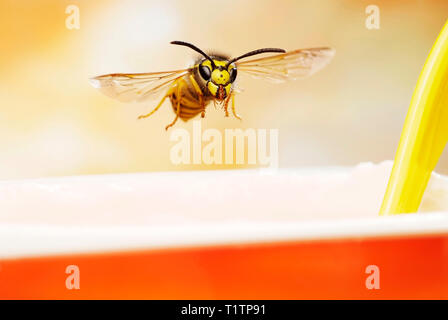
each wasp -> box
[90,41,334,130]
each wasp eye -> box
[199,65,211,80]
[229,67,237,83]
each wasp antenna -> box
[171,41,216,68]
[228,48,286,66]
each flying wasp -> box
[90,41,335,130]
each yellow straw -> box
[380,19,448,215]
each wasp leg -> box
[231,94,242,120]
[165,80,184,130]
[188,75,206,118]
[223,94,231,117]
[137,86,174,120]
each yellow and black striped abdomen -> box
[169,75,212,121]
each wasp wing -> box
[236,47,335,83]
[89,69,192,102]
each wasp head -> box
[198,59,237,100]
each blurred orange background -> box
[1,0,448,179]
